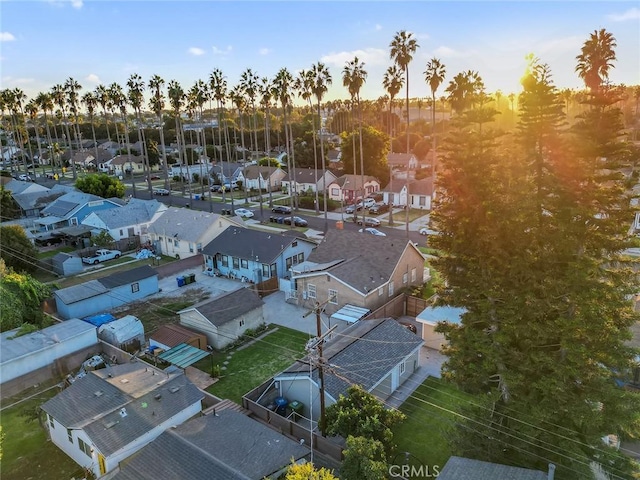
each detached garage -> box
[416,306,466,351]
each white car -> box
[234,208,254,218]
[18,174,33,182]
[359,227,386,237]
[419,227,438,236]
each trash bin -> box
[188,273,196,283]
[183,274,192,285]
[289,400,304,421]
[336,220,344,230]
[176,276,185,287]
[274,396,288,416]
[194,194,201,201]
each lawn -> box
[1,386,85,480]
[198,325,310,404]
[36,246,75,260]
[392,377,473,469]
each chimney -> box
[548,464,556,480]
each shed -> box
[149,324,208,352]
[0,319,98,385]
[329,304,371,332]
[98,315,145,352]
[416,306,466,351]
[51,252,83,276]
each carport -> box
[158,342,210,369]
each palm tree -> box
[390,30,419,155]
[110,82,136,194]
[65,78,83,178]
[295,69,319,214]
[209,69,229,205]
[25,99,45,176]
[148,74,170,189]
[445,70,483,114]
[188,80,209,198]
[576,28,617,92]
[240,68,260,158]
[342,57,367,227]
[95,84,112,142]
[168,80,190,206]
[81,91,100,165]
[424,57,446,177]
[127,74,152,193]
[51,84,71,176]
[35,92,55,174]
[382,64,404,226]
[11,89,34,175]
[273,68,296,224]
[508,92,516,121]
[229,84,249,206]
[311,62,333,230]
[260,77,275,210]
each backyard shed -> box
[97,315,145,352]
[149,324,208,352]
[51,252,83,276]
[415,306,466,351]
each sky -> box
[1,0,639,106]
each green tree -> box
[0,225,38,274]
[575,28,617,93]
[339,126,390,187]
[324,385,405,457]
[412,138,431,162]
[285,462,338,480]
[75,173,125,198]
[340,436,388,480]
[0,259,52,331]
[0,185,20,220]
[91,231,114,247]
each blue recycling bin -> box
[194,194,201,201]
[176,276,185,287]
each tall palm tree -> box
[296,69,319,213]
[575,28,617,92]
[390,30,419,154]
[445,70,483,114]
[25,99,45,176]
[188,80,209,198]
[109,83,136,194]
[65,78,83,178]
[81,91,100,165]
[382,64,404,226]
[95,84,112,142]
[259,77,275,210]
[273,68,296,224]
[51,85,71,176]
[342,57,367,227]
[35,92,55,174]
[240,68,260,158]
[424,57,446,177]
[148,74,170,189]
[168,80,190,206]
[12,89,34,174]
[230,84,249,205]
[127,74,152,193]
[311,62,333,229]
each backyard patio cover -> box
[158,343,210,369]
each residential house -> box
[242,165,286,191]
[210,162,244,186]
[178,287,265,350]
[3,178,49,196]
[54,265,159,319]
[148,208,245,260]
[41,362,203,478]
[327,149,341,165]
[113,410,309,480]
[170,162,213,182]
[387,152,418,171]
[82,198,167,241]
[281,168,337,195]
[326,174,380,203]
[37,191,122,231]
[381,177,434,210]
[70,149,113,172]
[416,306,466,351]
[3,179,57,217]
[201,226,317,283]
[108,154,146,176]
[267,318,423,422]
[437,456,549,480]
[291,230,426,315]
[98,140,121,157]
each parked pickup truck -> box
[82,249,122,265]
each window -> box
[399,361,406,375]
[403,272,408,284]
[233,257,240,269]
[241,259,248,269]
[331,187,339,196]
[328,289,338,304]
[78,438,92,457]
[67,428,73,443]
[197,243,203,253]
[189,243,194,253]
[292,241,298,247]
[378,287,383,296]
[308,284,317,299]
[388,281,394,297]
[419,196,426,206]
[159,236,163,242]
[174,239,179,247]
[286,256,293,270]
[222,255,229,267]
[411,268,416,282]
[270,263,277,278]
[131,282,140,293]
[297,253,304,263]
[119,229,124,236]
[262,264,270,277]
[49,415,55,429]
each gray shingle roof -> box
[97,265,157,289]
[283,318,423,399]
[54,279,109,305]
[41,191,103,218]
[201,226,313,264]
[87,199,163,229]
[282,168,325,183]
[148,208,236,243]
[113,410,307,480]
[438,456,548,480]
[306,230,418,293]
[183,287,264,327]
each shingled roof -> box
[179,287,264,327]
[438,456,548,480]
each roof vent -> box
[119,408,127,418]
[154,393,162,401]
[169,386,180,394]
[94,390,104,397]
[120,378,129,384]
[104,420,118,429]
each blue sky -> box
[1,1,639,105]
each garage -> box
[416,306,466,351]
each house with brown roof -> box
[381,177,434,210]
[281,168,337,195]
[326,174,380,203]
[242,165,286,191]
[387,152,418,170]
[290,230,426,315]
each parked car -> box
[358,227,386,237]
[234,208,254,218]
[368,203,390,214]
[210,182,237,192]
[17,174,33,182]
[358,198,377,209]
[283,216,308,227]
[146,174,161,180]
[419,227,438,236]
[153,188,170,196]
[272,205,292,214]
[345,204,362,214]
[356,217,381,227]
[81,249,122,265]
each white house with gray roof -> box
[82,198,167,241]
[37,191,122,231]
[41,361,203,478]
[147,208,245,259]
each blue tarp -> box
[82,313,116,327]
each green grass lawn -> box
[392,377,473,469]
[1,387,85,480]
[36,246,75,260]
[199,326,310,404]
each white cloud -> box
[47,0,83,8]
[321,47,387,67]
[415,32,430,41]
[607,7,640,22]
[432,46,473,58]
[1,76,35,87]
[375,24,382,31]
[259,47,271,55]
[188,47,205,56]
[0,32,16,42]
[85,73,100,84]
[212,45,233,56]
[71,0,83,8]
